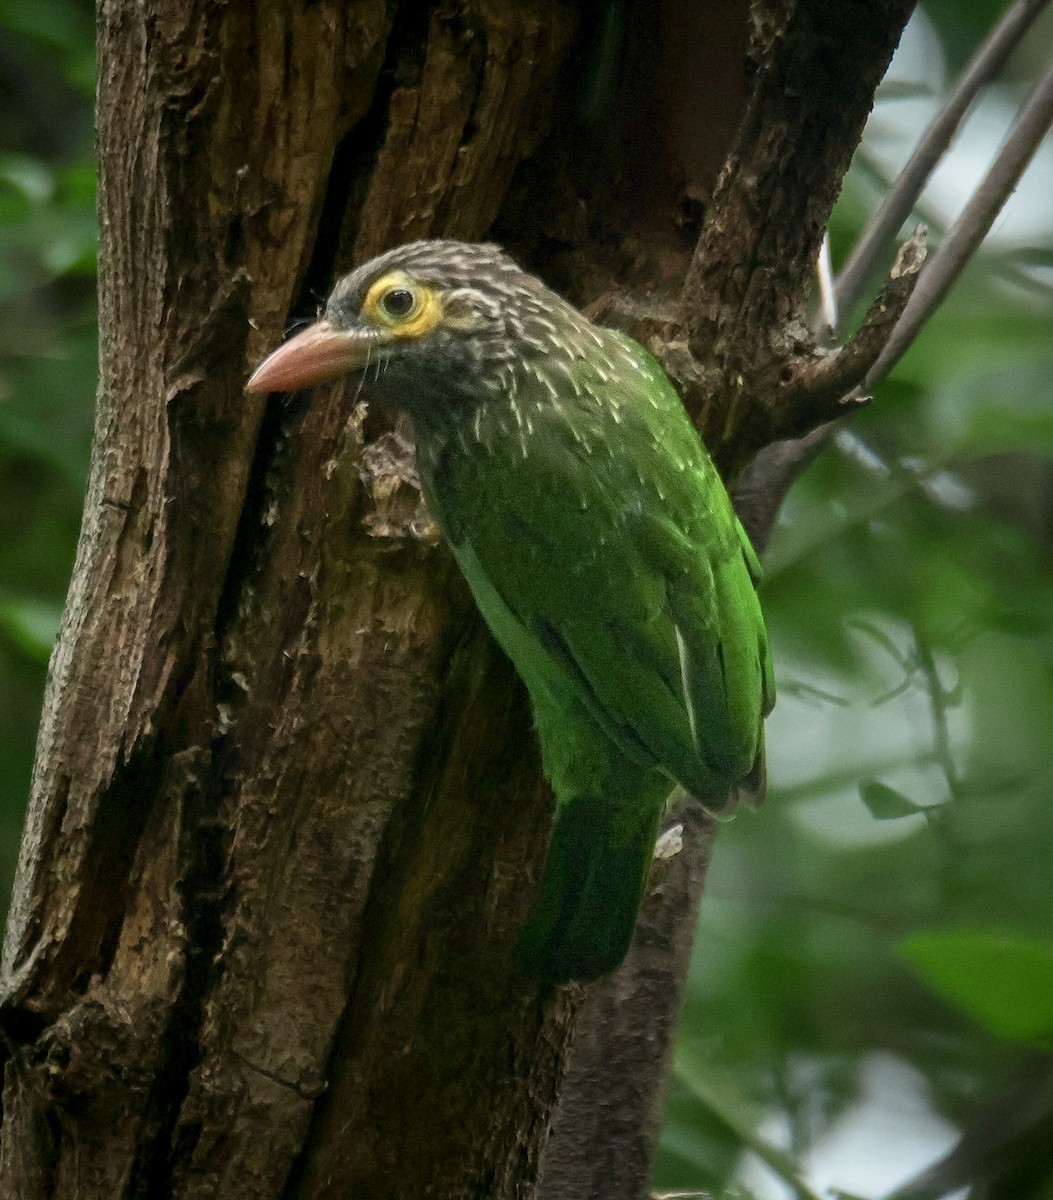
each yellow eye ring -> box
[362,272,443,339]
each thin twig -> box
[835,0,1052,323]
[732,425,833,552]
[862,56,1053,389]
[762,443,979,581]
[673,1049,829,1200]
[915,635,963,797]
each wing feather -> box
[421,337,774,810]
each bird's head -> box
[246,240,564,412]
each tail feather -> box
[517,795,665,983]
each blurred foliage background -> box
[656,5,1053,1199]
[1,3,1051,1198]
[0,0,96,900]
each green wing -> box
[422,338,775,810]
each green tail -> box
[517,794,666,983]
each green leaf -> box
[859,780,928,821]
[0,155,54,204]
[0,599,61,662]
[899,929,1053,1046]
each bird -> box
[246,239,775,983]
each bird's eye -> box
[362,276,437,333]
[378,287,418,321]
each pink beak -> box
[245,321,371,394]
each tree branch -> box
[861,56,1053,389]
[666,0,918,477]
[835,0,1052,322]
[729,7,1053,560]
[778,228,927,435]
[540,802,716,1200]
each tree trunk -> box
[0,2,916,1197]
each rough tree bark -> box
[0,2,917,1198]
